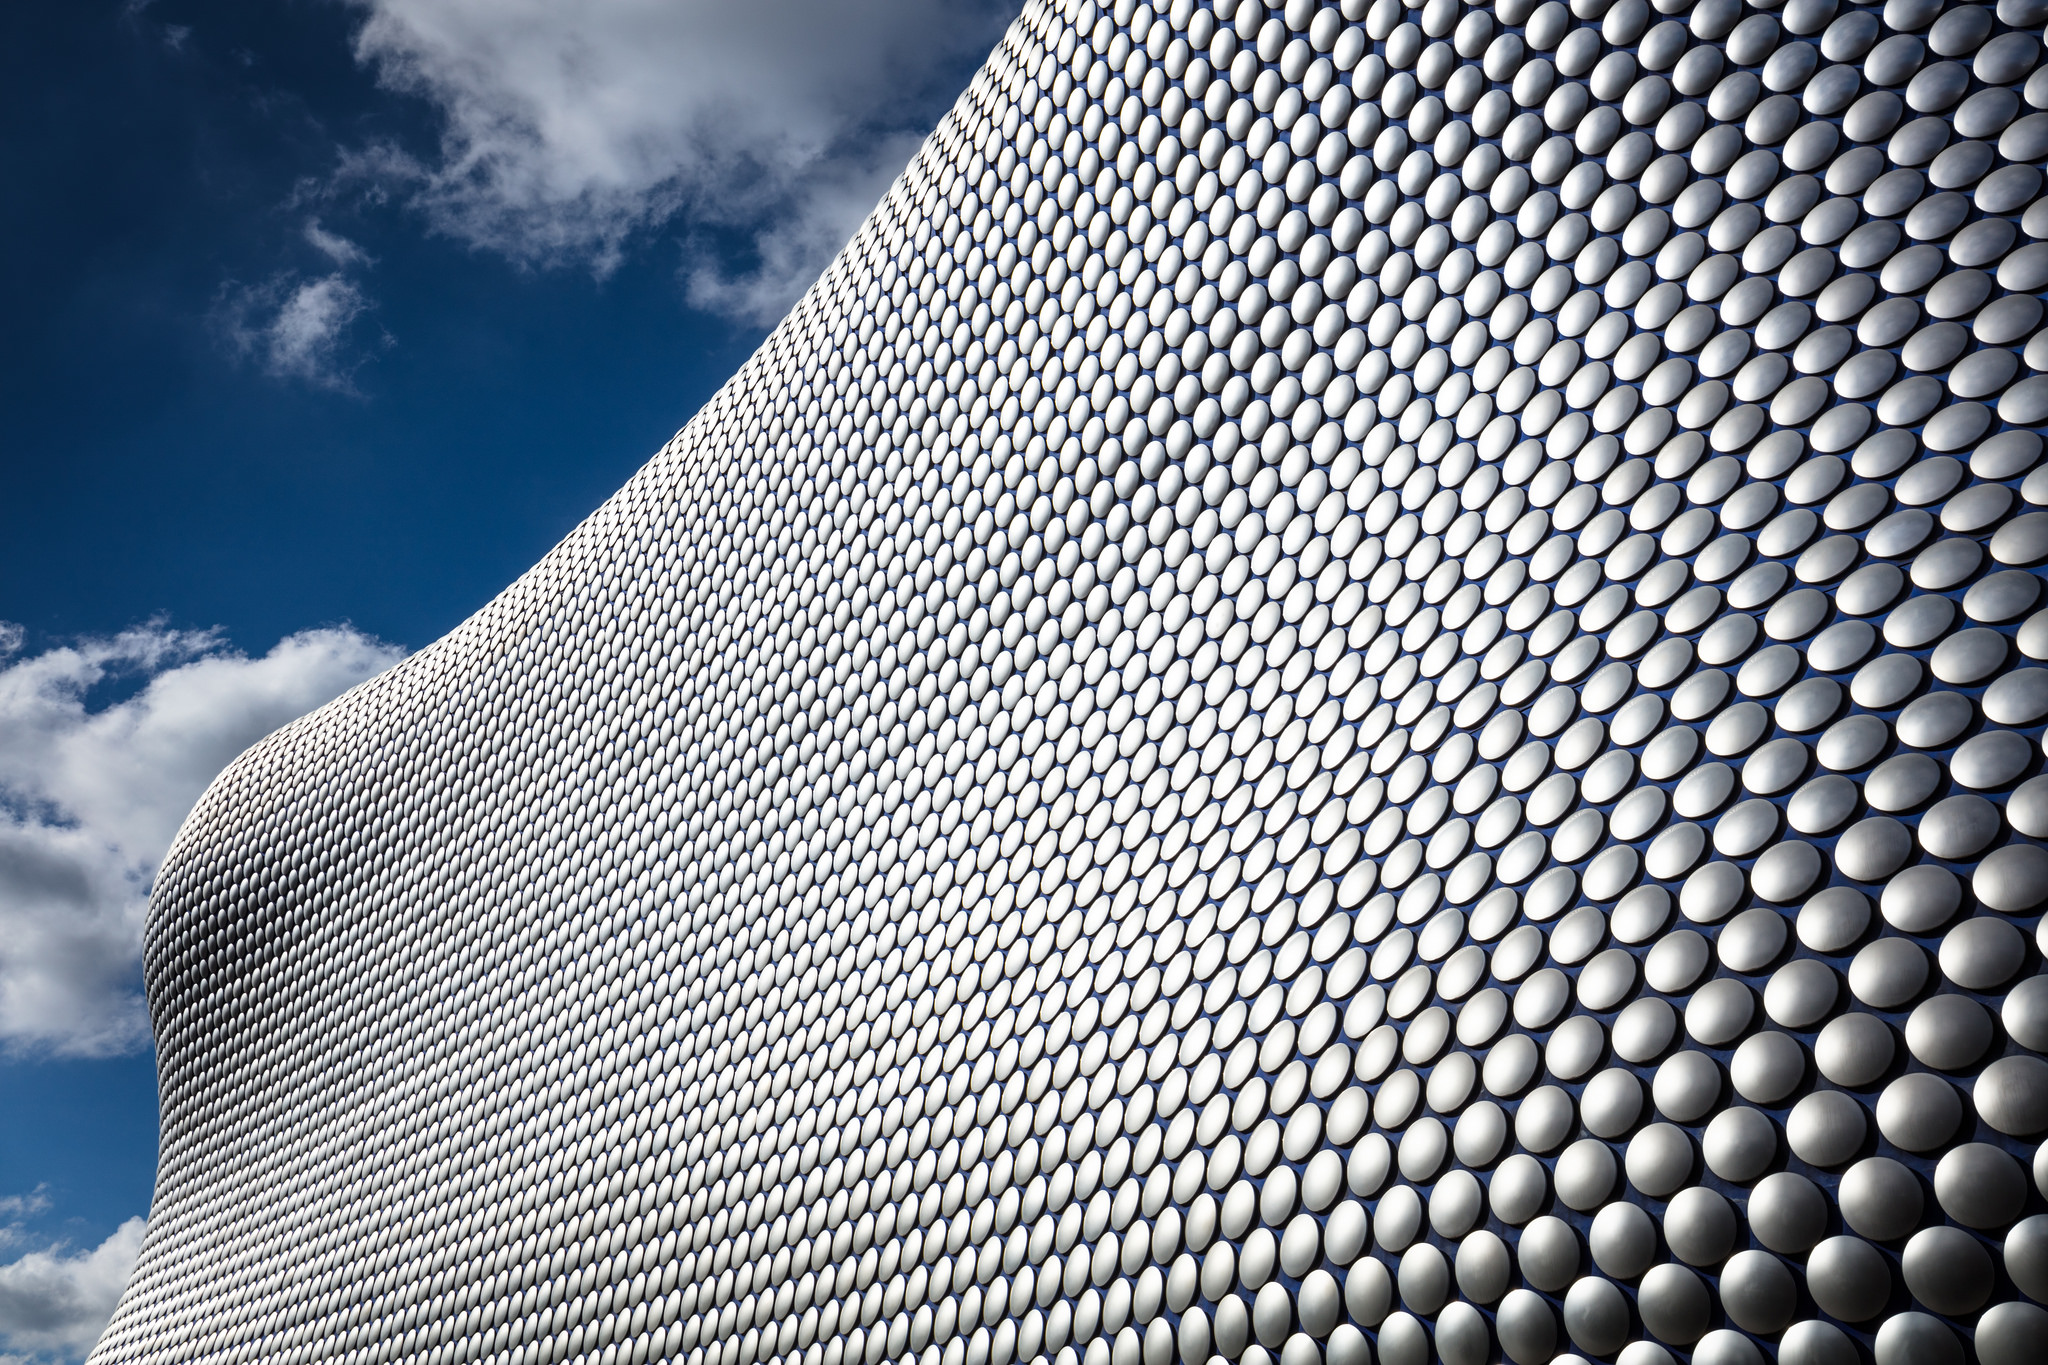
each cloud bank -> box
[0,624,404,1055]
[0,1218,148,1360]
[345,0,1020,322]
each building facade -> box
[95,2,2048,1364]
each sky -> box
[0,1,1018,1357]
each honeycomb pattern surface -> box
[98,2,2048,1364]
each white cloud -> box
[0,1218,147,1360]
[0,624,404,1056]
[303,218,372,269]
[0,1192,52,1238]
[266,276,372,379]
[343,0,1019,318]
[219,272,378,391]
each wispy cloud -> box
[0,1192,53,1234]
[0,623,405,1055]
[303,218,372,269]
[217,271,378,392]
[119,0,189,54]
[0,1218,147,1361]
[339,0,1019,320]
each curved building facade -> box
[96,2,2048,1365]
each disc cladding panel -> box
[95,2,2048,1365]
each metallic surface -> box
[91,1,2048,1364]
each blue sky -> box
[0,1,1015,1355]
